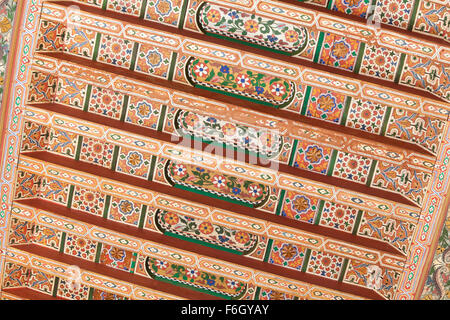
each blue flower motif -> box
[220,65,230,74]
[228,11,239,19]
[206,279,216,286]
[267,35,278,43]
[218,235,229,242]
[206,117,217,123]
[196,167,205,172]
[255,86,264,95]
[232,187,241,195]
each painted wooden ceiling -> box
[0,0,448,300]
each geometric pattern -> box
[306,250,345,280]
[269,240,307,271]
[332,151,373,184]
[79,137,114,168]
[71,186,106,216]
[359,44,401,81]
[306,87,346,123]
[319,33,360,71]
[63,233,98,261]
[293,140,332,174]
[280,191,320,223]
[345,99,388,134]
[318,201,358,233]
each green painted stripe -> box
[102,195,111,219]
[178,0,190,29]
[380,106,392,136]
[165,231,244,255]
[300,86,312,116]
[263,239,274,262]
[353,42,366,74]
[174,184,253,207]
[52,277,60,297]
[59,232,66,253]
[88,287,94,300]
[366,160,378,187]
[352,210,364,235]
[167,52,178,81]
[326,149,338,176]
[340,96,352,126]
[101,0,108,10]
[313,32,325,64]
[74,136,83,161]
[288,139,299,166]
[313,200,325,225]
[254,287,262,300]
[157,105,168,132]
[407,0,421,31]
[139,0,148,19]
[275,189,286,216]
[338,259,349,282]
[301,249,312,273]
[326,0,333,10]
[129,42,140,71]
[92,33,102,62]
[138,205,148,229]
[111,145,120,171]
[119,95,129,122]
[67,185,75,208]
[94,243,103,263]
[130,253,137,274]
[147,155,157,181]
[394,53,406,84]
[83,85,92,112]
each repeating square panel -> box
[125,96,162,129]
[108,197,142,226]
[145,0,183,26]
[359,44,401,81]
[107,0,143,16]
[306,250,344,280]
[332,0,370,18]
[71,186,106,216]
[64,233,98,261]
[135,43,172,78]
[319,33,360,71]
[87,86,125,120]
[318,201,358,233]
[293,140,332,174]
[116,147,152,179]
[332,151,373,184]
[269,240,307,271]
[79,137,114,168]
[306,87,346,123]
[280,191,320,223]
[345,99,387,134]
[375,0,412,29]
[57,278,90,300]
[99,244,136,272]
[97,34,134,68]
[33,225,62,251]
